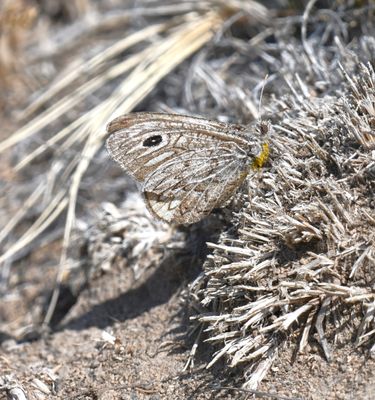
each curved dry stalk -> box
[0,190,68,265]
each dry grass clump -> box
[0,0,37,68]
[0,0,37,108]
[83,199,174,280]
[189,61,375,388]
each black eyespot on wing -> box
[143,135,163,147]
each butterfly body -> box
[106,112,267,225]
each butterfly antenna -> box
[258,74,268,118]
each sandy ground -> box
[1,233,375,399]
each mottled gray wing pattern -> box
[106,112,250,224]
[143,147,250,224]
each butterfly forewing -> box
[106,112,252,224]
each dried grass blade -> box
[0,190,68,264]
[22,23,166,118]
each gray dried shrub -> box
[188,10,375,390]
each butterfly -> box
[106,112,269,225]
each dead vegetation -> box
[189,61,375,389]
[0,0,374,399]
